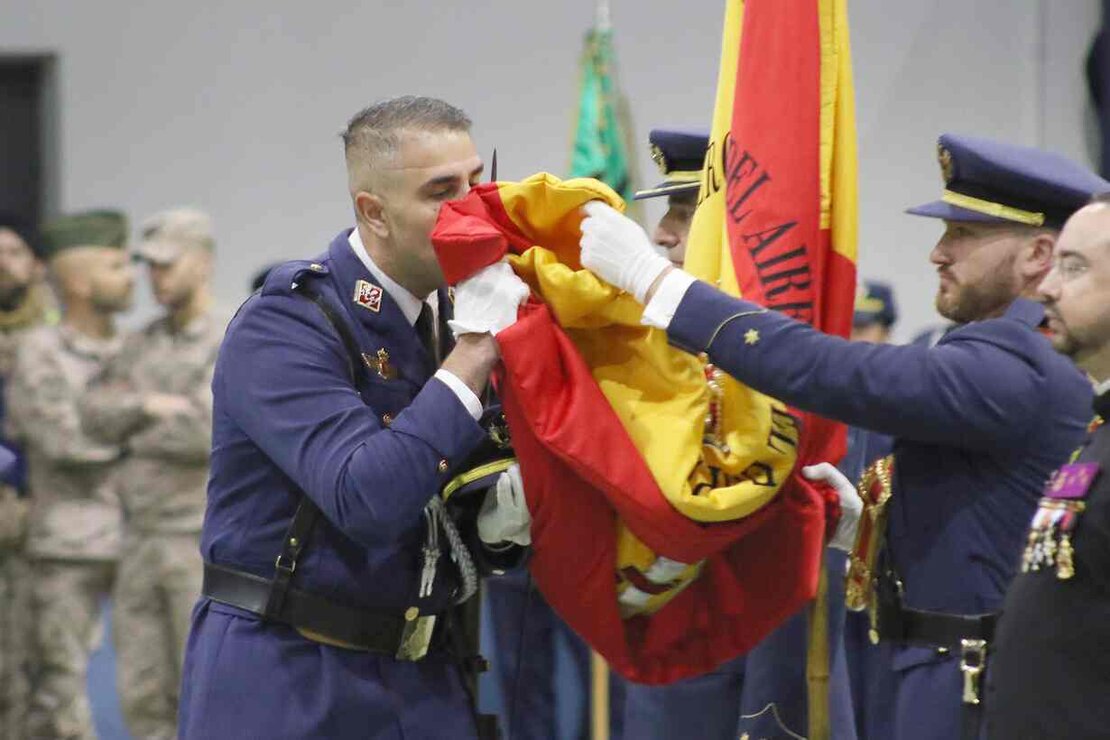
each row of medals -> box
[1020,498,1082,580]
[1021,415,1105,580]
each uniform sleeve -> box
[7,337,121,465]
[667,281,1043,451]
[127,363,215,463]
[79,335,149,444]
[218,293,487,546]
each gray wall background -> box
[0,0,1101,338]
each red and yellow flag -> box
[430,0,857,685]
[688,0,858,468]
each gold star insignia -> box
[744,328,760,345]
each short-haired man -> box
[986,194,1110,739]
[7,210,134,739]
[79,208,225,738]
[178,97,531,739]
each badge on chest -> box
[1021,462,1101,579]
[361,348,397,381]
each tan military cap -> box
[136,208,214,264]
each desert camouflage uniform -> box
[81,310,225,739]
[0,285,56,740]
[7,322,123,740]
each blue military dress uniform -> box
[178,231,495,739]
[663,288,1090,739]
[649,134,1106,739]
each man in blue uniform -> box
[579,134,1105,740]
[178,96,532,739]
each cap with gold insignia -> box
[853,280,897,328]
[39,210,127,259]
[634,127,709,200]
[136,207,214,265]
[906,133,1110,229]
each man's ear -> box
[195,248,215,283]
[1022,230,1056,281]
[355,191,388,239]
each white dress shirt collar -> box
[347,227,431,326]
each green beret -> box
[39,210,127,258]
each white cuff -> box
[433,369,483,420]
[640,269,697,329]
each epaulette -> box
[260,259,330,298]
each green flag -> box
[569,21,636,202]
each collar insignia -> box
[353,280,382,312]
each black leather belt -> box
[202,562,443,657]
[884,604,997,647]
[875,571,994,739]
[875,568,997,647]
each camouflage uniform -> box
[6,323,124,740]
[0,284,56,740]
[81,310,224,739]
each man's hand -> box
[440,334,500,397]
[579,200,672,303]
[802,462,862,552]
[447,262,530,339]
[143,393,194,420]
[477,463,531,547]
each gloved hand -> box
[447,262,531,339]
[579,200,672,303]
[477,463,531,547]
[802,462,862,552]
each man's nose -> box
[653,225,677,248]
[1036,268,1061,304]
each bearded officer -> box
[579,134,1104,740]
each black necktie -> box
[416,303,438,367]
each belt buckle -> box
[396,607,436,661]
[959,638,987,705]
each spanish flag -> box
[688,0,858,467]
[431,0,857,685]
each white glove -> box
[447,262,530,338]
[802,462,862,552]
[477,463,531,547]
[579,200,672,303]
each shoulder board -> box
[260,259,330,297]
